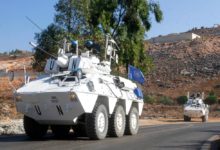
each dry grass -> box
[0,56,33,71]
[0,77,23,120]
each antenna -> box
[105,35,109,60]
[26,16,62,46]
[29,42,57,58]
[26,16,44,31]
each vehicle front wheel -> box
[23,115,48,139]
[125,107,139,135]
[202,114,208,122]
[86,103,108,140]
[184,115,191,122]
[108,105,126,137]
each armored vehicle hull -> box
[183,93,209,122]
[16,74,144,124]
[13,35,144,140]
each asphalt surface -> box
[0,122,220,150]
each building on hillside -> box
[149,32,201,43]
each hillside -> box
[145,30,220,100]
[188,25,220,37]
[0,56,33,71]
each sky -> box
[1,0,220,52]
[0,0,56,52]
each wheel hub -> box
[97,112,105,133]
[131,113,137,129]
[116,113,123,130]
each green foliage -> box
[144,95,156,104]
[54,0,90,34]
[176,96,188,105]
[35,0,163,73]
[33,24,66,71]
[209,91,215,96]
[87,0,163,73]
[9,49,23,55]
[204,94,217,105]
[158,96,174,105]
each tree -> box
[204,93,217,106]
[33,24,66,70]
[9,49,23,56]
[87,0,163,73]
[177,96,188,105]
[35,0,163,73]
[54,0,90,35]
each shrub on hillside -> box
[204,95,217,105]
[209,91,215,96]
[144,95,156,104]
[176,96,188,105]
[158,96,174,105]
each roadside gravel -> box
[0,119,24,135]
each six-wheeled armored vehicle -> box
[12,35,144,140]
[183,92,209,122]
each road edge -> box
[201,135,220,150]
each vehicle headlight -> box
[69,92,77,101]
[15,94,22,102]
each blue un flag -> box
[128,65,145,85]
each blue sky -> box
[148,0,220,38]
[0,0,220,52]
[0,0,56,52]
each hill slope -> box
[145,33,220,99]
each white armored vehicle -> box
[11,35,144,140]
[183,92,209,122]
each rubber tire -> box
[184,115,188,121]
[73,124,87,137]
[125,107,139,135]
[23,115,48,139]
[86,104,108,140]
[189,117,191,121]
[108,105,126,137]
[184,115,191,122]
[51,125,70,138]
[202,114,208,122]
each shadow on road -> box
[200,129,220,134]
[161,119,204,123]
[156,140,206,149]
[0,133,95,143]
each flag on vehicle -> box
[134,88,144,99]
[128,65,145,84]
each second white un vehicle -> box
[184,92,209,122]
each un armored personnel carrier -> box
[183,92,209,122]
[11,35,144,140]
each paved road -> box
[0,123,220,150]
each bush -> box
[204,95,217,105]
[158,96,174,105]
[176,96,188,105]
[144,95,156,104]
[209,91,215,96]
